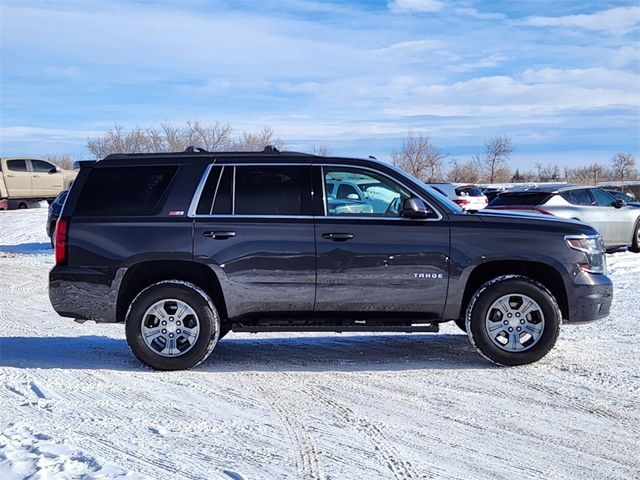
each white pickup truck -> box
[0,158,77,207]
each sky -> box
[0,0,639,169]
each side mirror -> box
[401,197,432,219]
[612,199,625,209]
[346,193,360,201]
[49,166,61,174]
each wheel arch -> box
[116,260,227,323]
[458,260,569,321]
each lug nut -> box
[508,327,513,332]
[176,321,181,326]
[520,319,525,324]
[503,320,509,325]
[162,329,167,334]
[176,329,181,334]
[169,317,174,322]
[162,321,167,326]
[515,313,521,317]
[169,333,174,338]
[507,313,512,318]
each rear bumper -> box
[565,272,613,324]
[49,265,121,323]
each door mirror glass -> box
[612,199,625,209]
[402,197,432,218]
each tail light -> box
[55,217,70,265]
[533,207,554,215]
[453,199,470,206]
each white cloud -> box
[43,66,81,78]
[448,54,506,73]
[612,45,640,68]
[375,39,442,54]
[522,6,640,35]
[456,7,505,21]
[388,0,444,14]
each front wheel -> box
[125,281,220,370]
[465,276,560,366]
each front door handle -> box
[203,231,236,240]
[321,232,354,242]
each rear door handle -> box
[203,231,236,240]
[321,232,354,241]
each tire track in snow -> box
[247,372,323,480]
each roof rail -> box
[263,145,279,153]
[184,146,208,153]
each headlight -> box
[565,234,606,274]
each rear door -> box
[3,159,32,197]
[589,188,629,246]
[314,164,449,320]
[30,159,64,197]
[192,162,316,319]
[558,189,610,243]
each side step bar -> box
[231,324,440,333]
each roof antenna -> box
[185,146,208,153]
[369,155,377,160]
[263,145,279,153]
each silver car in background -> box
[488,185,640,251]
[429,183,488,210]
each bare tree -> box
[310,145,332,156]
[446,158,481,183]
[392,131,446,182]
[230,127,286,152]
[87,122,283,157]
[611,153,637,188]
[474,135,514,183]
[44,154,74,170]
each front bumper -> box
[565,271,613,324]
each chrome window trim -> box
[188,161,443,222]
[187,163,214,217]
[321,166,328,216]
[231,166,236,214]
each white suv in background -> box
[429,183,488,210]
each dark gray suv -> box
[49,148,613,370]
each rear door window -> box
[455,185,483,197]
[7,160,28,172]
[75,165,178,216]
[560,189,593,206]
[235,166,312,215]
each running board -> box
[231,324,440,333]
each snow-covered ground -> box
[0,208,639,479]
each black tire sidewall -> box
[125,283,218,370]
[467,278,560,366]
[631,220,640,252]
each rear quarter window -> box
[74,165,178,216]
[455,186,483,197]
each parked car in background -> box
[325,177,398,214]
[429,183,488,210]
[0,157,77,204]
[488,185,640,252]
[0,198,8,210]
[46,189,69,246]
[604,189,640,207]
[7,199,44,210]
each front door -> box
[30,159,64,197]
[314,165,450,320]
[193,163,316,319]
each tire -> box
[630,220,640,253]
[465,275,560,366]
[18,202,27,209]
[125,280,220,370]
[453,317,467,332]
[218,324,231,340]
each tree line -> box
[45,122,638,186]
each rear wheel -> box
[125,281,220,370]
[631,220,640,253]
[465,276,560,366]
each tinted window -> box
[7,160,27,172]
[196,166,222,215]
[75,166,178,216]
[32,160,55,173]
[212,167,233,214]
[590,189,616,207]
[489,192,550,207]
[324,167,412,217]
[234,166,312,216]
[560,189,592,206]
